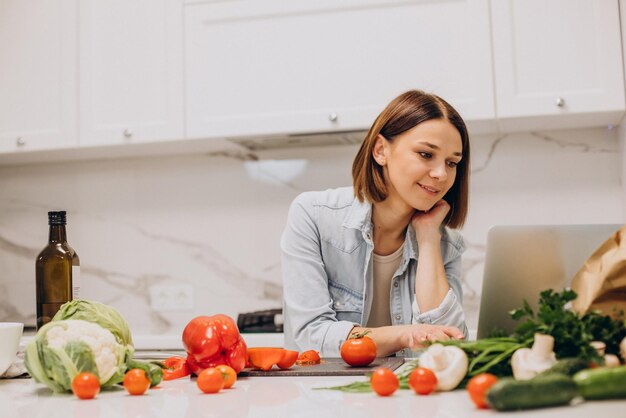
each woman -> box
[281,90,470,357]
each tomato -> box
[248,347,286,371]
[71,372,100,400]
[162,356,191,381]
[341,336,377,367]
[123,368,151,396]
[296,350,321,366]
[216,364,237,389]
[408,367,438,395]
[370,367,399,396]
[197,368,224,394]
[277,350,299,369]
[467,373,498,409]
[183,314,248,374]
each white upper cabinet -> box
[79,0,184,146]
[491,0,625,132]
[0,0,77,153]
[185,0,496,139]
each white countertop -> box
[1,365,625,418]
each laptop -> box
[476,224,623,339]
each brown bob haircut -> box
[352,90,470,228]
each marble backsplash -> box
[0,127,623,336]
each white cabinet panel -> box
[79,0,184,146]
[491,0,625,131]
[185,0,496,139]
[0,0,77,153]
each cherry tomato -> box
[370,367,399,396]
[467,373,498,409]
[123,368,151,396]
[197,368,224,394]
[341,336,377,367]
[162,356,191,380]
[216,364,237,389]
[71,372,100,400]
[408,367,438,395]
[295,350,321,366]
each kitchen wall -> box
[0,127,622,335]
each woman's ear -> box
[372,134,387,166]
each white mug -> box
[0,322,24,376]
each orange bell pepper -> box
[247,347,286,371]
[277,350,299,369]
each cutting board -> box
[238,357,404,377]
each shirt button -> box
[395,315,401,321]
[393,282,399,288]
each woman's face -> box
[377,119,463,212]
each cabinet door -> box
[491,0,625,131]
[79,0,184,146]
[0,0,77,153]
[185,0,496,139]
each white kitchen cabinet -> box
[185,0,497,140]
[79,0,184,146]
[491,0,625,132]
[0,0,78,153]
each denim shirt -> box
[281,187,468,357]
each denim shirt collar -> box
[342,197,419,266]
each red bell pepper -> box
[182,314,248,374]
[162,356,191,380]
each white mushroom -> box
[604,354,621,367]
[591,340,621,367]
[590,341,606,356]
[620,337,626,362]
[418,344,468,391]
[511,333,557,380]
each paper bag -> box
[571,225,626,317]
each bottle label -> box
[72,265,81,299]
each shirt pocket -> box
[328,279,362,325]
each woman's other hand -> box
[411,200,450,242]
[400,324,464,349]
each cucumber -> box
[574,366,626,400]
[486,374,578,411]
[538,358,590,377]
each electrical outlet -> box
[149,284,194,311]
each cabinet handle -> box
[123,129,133,138]
[16,137,25,147]
[328,113,338,122]
[555,97,566,107]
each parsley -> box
[511,289,625,362]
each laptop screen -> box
[476,224,622,339]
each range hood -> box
[228,130,366,151]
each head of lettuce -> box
[25,300,134,393]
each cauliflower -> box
[25,319,132,393]
[45,320,122,384]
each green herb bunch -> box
[511,289,624,362]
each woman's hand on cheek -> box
[411,200,450,242]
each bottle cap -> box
[48,211,67,225]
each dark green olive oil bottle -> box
[35,211,80,329]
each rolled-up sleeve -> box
[281,193,355,357]
[411,233,468,338]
